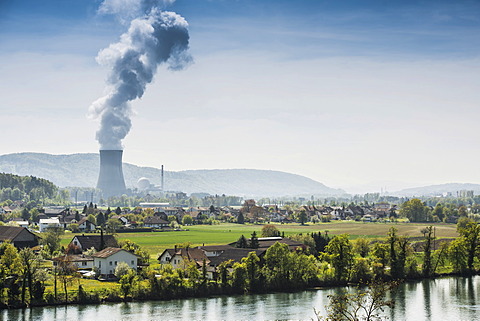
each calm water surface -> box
[2,276,479,321]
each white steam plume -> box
[89,0,191,150]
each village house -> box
[158,247,208,269]
[42,207,69,218]
[92,247,139,276]
[9,218,29,228]
[158,237,307,279]
[143,216,170,229]
[58,214,79,229]
[52,254,94,270]
[70,234,118,252]
[76,217,97,232]
[0,226,40,248]
[39,217,61,232]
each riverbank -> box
[3,276,480,321]
[2,270,479,311]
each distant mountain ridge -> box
[0,152,345,197]
[393,183,480,197]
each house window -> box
[99,262,101,268]
[115,261,117,265]
[109,261,112,266]
[131,260,134,265]
[82,262,87,266]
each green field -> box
[61,222,458,259]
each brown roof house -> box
[158,237,307,279]
[92,247,139,276]
[0,226,40,248]
[158,247,209,269]
[143,216,170,229]
[70,234,118,252]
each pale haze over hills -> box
[0,153,344,198]
[1,152,479,198]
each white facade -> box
[93,248,138,275]
[39,218,61,232]
[78,219,96,231]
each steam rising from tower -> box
[89,0,191,150]
[90,0,191,196]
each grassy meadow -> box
[61,221,459,259]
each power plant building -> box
[96,150,127,198]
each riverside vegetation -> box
[0,218,479,310]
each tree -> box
[217,259,233,288]
[96,212,106,226]
[261,224,280,237]
[236,235,248,248]
[231,261,247,291]
[249,231,259,249]
[182,214,193,225]
[119,239,149,264]
[119,269,138,299]
[21,208,30,221]
[106,218,122,233]
[18,248,40,305]
[399,199,427,222]
[315,281,397,321]
[458,205,468,217]
[29,208,39,222]
[431,203,444,221]
[242,252,261,292]
[387,227,408,279]
[325,234,354,282]
[56,255,78,303]
[262,242,292,289]
[237,212,245,224]
[68,223,80,233]
[114,262,131,279]
[457,221,480,273]
[87,214,96,225]
[0,242,21,305]
[422,226,435,277]
[370,243,389,278]
[312,231,331,254]
[40,227,64,256]
[87,202,94,215]
[448,238,468,273]
[298,210,308,225]
[354,238,370,258]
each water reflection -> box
[2,276,480,321]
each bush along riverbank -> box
[2,219,480,309]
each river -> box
[2,276,479,320]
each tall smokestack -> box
[161,165,164,191]
[97,150,127,197]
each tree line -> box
[2,218,479,309]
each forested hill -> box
[0,153,345,197]
[0,172,57,201]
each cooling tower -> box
[96,150,127,197]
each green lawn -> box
[61,221,458,259]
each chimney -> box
[161,165,164,191]
[97,150,127,198]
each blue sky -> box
[1,0,480,193]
